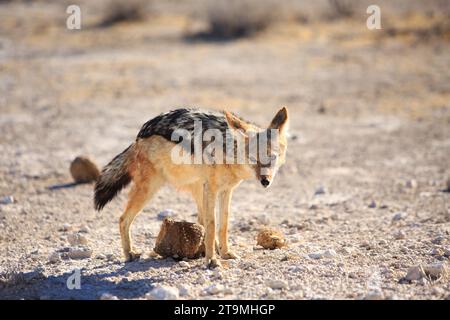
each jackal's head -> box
[225,107,289,188]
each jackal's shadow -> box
[0,257,202,300]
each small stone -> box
[257,213,270,225]
[96,254,106,260]
[403,266,425,282]
[145,286,179,300]
[100,293,119,300]
[364,289,384,300]
[322,249,338,259]
[392,212,406,221]
[430,248,443,256]
[288,266,304,273]
[177,284,191,297]
[405,179,418,189]
[308,252,323,259]
[48,252,61,264]
[205,284,224,295]
[266,279,288,290]
[340,247,352,255]
[70,156,100,183]
[0,195,15,205]
[178,261,189,268]
[314,186,326,195]
[195,274,206,285]
[60,223,72,232]
[368,200,376,208]
[106,253,116,261]
[432,236,446,245]
[68,246,92,259]
[444,248,450,257]
[393,230,406,240]
[157,209,175,220]
[79,225,90,233]
[67,232,88,246]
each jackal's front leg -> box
[203,182,221,268]
[218,189,239,259]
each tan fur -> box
[118,108,289,268]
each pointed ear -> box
[269,107,289,134]
[224,110,251,132]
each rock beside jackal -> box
[256,227,286,250]
[154,218,205,259]
[70,156,100,183]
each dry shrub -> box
[326,0,355,19]
[98,0,148,28]
[204,0,279,39]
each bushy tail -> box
[94,144,134,211]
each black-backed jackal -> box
[94,107,289,268]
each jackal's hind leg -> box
[218,189,239,259]
[120,170,163,262]
[203,182,221,268]
[191,183,220,255]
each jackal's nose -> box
[261,178,270,188]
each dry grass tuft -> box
[98,0,149,28]
[200,0,279,40]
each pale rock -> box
[48,252,61,264]
[392,212,406,221]
[0,195,15,205]
[68,232,88,246]
[322,249,338,259]
[178,261,190,268]
[79,225,90,233]
[405,179,418,189]
[393,230,406,240]
[100,293,119,300]
[444,248,450,257]
[60,223,72,232]
[404,266,425,281]
[205,284,224,295]
[430,248,443,256]
[364,289,384,300]
[145,286,179,300]
[266,279,288,290]
[68,246,92,259]
[177,284,191,297]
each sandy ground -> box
[0,1,449,299]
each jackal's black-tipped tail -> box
[94,144,133,211]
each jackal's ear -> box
[269,107,289,135]
[224,110,250,133]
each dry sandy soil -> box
[0,0,449,299]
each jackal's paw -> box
[207,258,222,269]
[220,250,240,260]
[124,251,141,262]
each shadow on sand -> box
[0,257,201,300]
